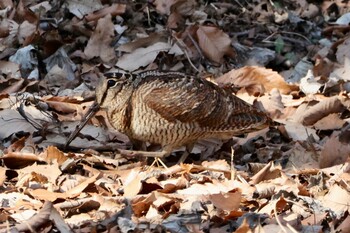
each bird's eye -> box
[107,79,117,88]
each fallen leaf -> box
[299,96,344,126]
[10,202,52,232]
[209,189,241,211]
[116,42,171,71]
[319,132,350,168]
[18,162,61,185]
[250,162,281,185]
[117,33,166,53]
[300,70,322,95]
[196,25,234,64]
[154,0,177,15]
[216,66,298,95]
[41,146,68,165]
[85,3,126,22]
[84,14,116,64]
[66,0,103,19]
[0,167,6,186]
[336,36,350,64]
[282,122,319,141]
[320,184,350,217]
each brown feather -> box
[141,73,270,134]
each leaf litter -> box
[0,0,350,232]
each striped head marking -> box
[96,72,136,108]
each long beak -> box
[64,101,100,149]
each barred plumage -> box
[95,70,271,159]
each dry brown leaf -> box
[154,0,178,15]
[196,25,234,64]
[10,201,53,232]
[167,0,196,29]
[301,212,327,226]
[66,0,103,19]
[167,11,183,29]
[0,78,25,94]
[116,42,171,71]
[313,113,345,130]
[65,168,101,198]
[336,36,350,64]
[201,159,230,171]
[250,162,281,185]
[178,180,238,195]
[84,14,116,64]
[299,96,344,126]
[0,60,20,76]
[6,136,26,153]
[330,57,350,83]
[117,33,166,53]
[41,146,68,165]
[132,193,156,217]
[260,196,289,216]
[313,57,335,78]
[320,184,350,216]
[146,205,161,220]
[0,167,6,187]
[253,183,275,199]
[18,20,36,45]
[170,0,196,16]
[1,152,43,169]
[257,89,284,119]
[282,122,319,141]
[85,3,126,22]
[152,193,174,210]
[209,189,241,211]
[0,0,13,8]
[18,163,61,185]
[43,98,92,115]
[301,3,319,18]
[28,189,67,202]
[321,163,350,183]
[65,213,92,226]
[262,224,295,233]
[16,0,38,24]
[319,132,350,168]
[235,218,252,233]
[123,171,143,198]
[336,214,350,233]
[285,143,319,170]
[216,66,298,95]
[299,70,323,95]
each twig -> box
[280,31,311,44]
[17,103,42,130]
[274,200,288,233]
[54,196,127,210]
[187,33,204,59]
[146,6,151,27]
[64,101,100,149]
[230,147,236,181]
[172,34,199,72]
[262,31,311,47]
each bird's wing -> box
[142,76,270,133]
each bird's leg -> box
[130,139,147,151]
[116,147,169,168]
[117,149,168,158]
[177,143,195,164]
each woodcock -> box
[87,70,271,161]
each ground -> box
[0,0,350,232]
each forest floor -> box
[0,0,350,232]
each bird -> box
[88,70,272,163]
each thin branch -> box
[172,34,199,72]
